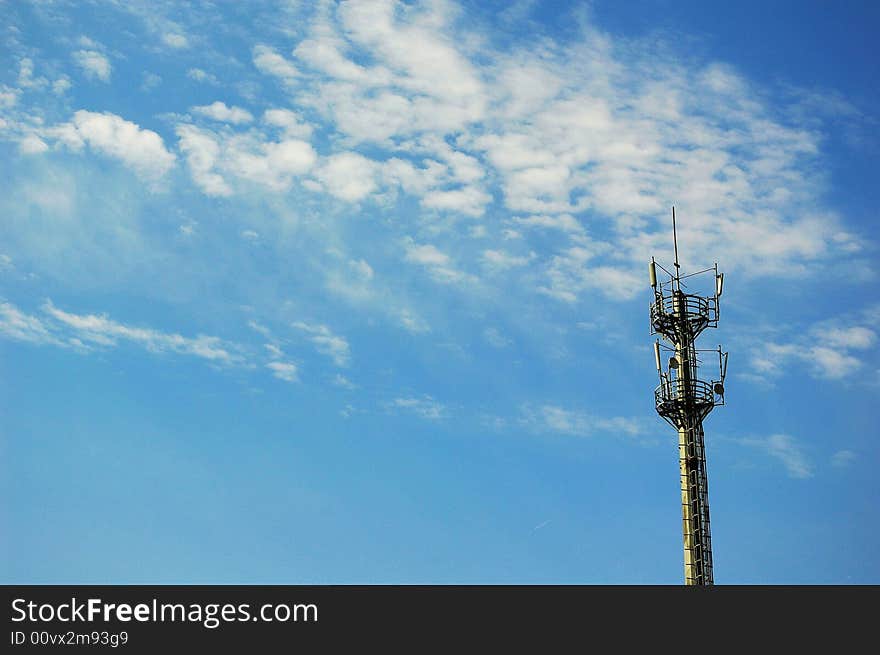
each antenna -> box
[648,208,728,587]
[672,206,680,274]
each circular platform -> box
[651,292,712,339]
[655,378,716,424]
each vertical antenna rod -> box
[672,206,680,274]
[649,208,728,586]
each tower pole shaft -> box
[675,306,714,585]
[678,420,713,585]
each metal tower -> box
[649,208,728,586]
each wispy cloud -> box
[831,449,856,468]
[519,404,645,437]
[0,300,340,387]
[333,374,357,389]
[388,395,447,420]
[292,321,351,367]
[252,45,300,83]
[483,327,511,348]
[748,311,878,381]
[42,301,241,364]
[266,361,299,382]
[403,238,473,285]
[162,32,189,49]
[73,50,111,82]
[481,249,534,272]
[187,68,218,85]
[736,434,814,479]
[399,310,430,334]
[0,301,67,347]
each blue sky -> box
[1,0,878,584]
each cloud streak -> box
[292,321,351,367]
[748,311,878,381]
[737,434,814,479]
[520,404,645,438]
[42,301,241,364]
[73,50,111,82]
[389,396,447,420]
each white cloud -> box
[228,0,868,306]
[399,309,430,334]
[312,152,377,201]
[266,361,299,382]
[260,140,318,183]
[58,0,859,315]
[337,0,486,121]
[19,135,49,154]
[292,321,350,367]
[482,249,534,271]
[52,77,72,95]
[750,315,877,381]
[389,395,447,420]
[253,45,299,82]
[333,373,357,389]
[520,404,644,437]
[3,2,872,419]
[293,28,376,83]
[0,301,65,347]
[404,241,450,267]
[263,109,314,138]
[175,125,232,196]
[403,237,475,284]
[349,259,374,280]
[175,124,316,194]
[513,213,585,236]
[483,327,511,348]
[50,111,176,181]
[73,50,111,82]
[141,72,162,92]
[823,326,876,350]
[403,238,471,284]
[808,346,862,379]
[421,186,491,217]
[738,434,813,479]
[162,32,189,49]
[248,320,273,339]
[187,68,219,84]
[831,450,856,468]
[42,301,240,364]
[0,85,19,107]
[537,245,641,303]
[18,58,47,89]
[192,101,254,125]
[0,301,339,388]
[2,299,256,368]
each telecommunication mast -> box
[649,208,728,586]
